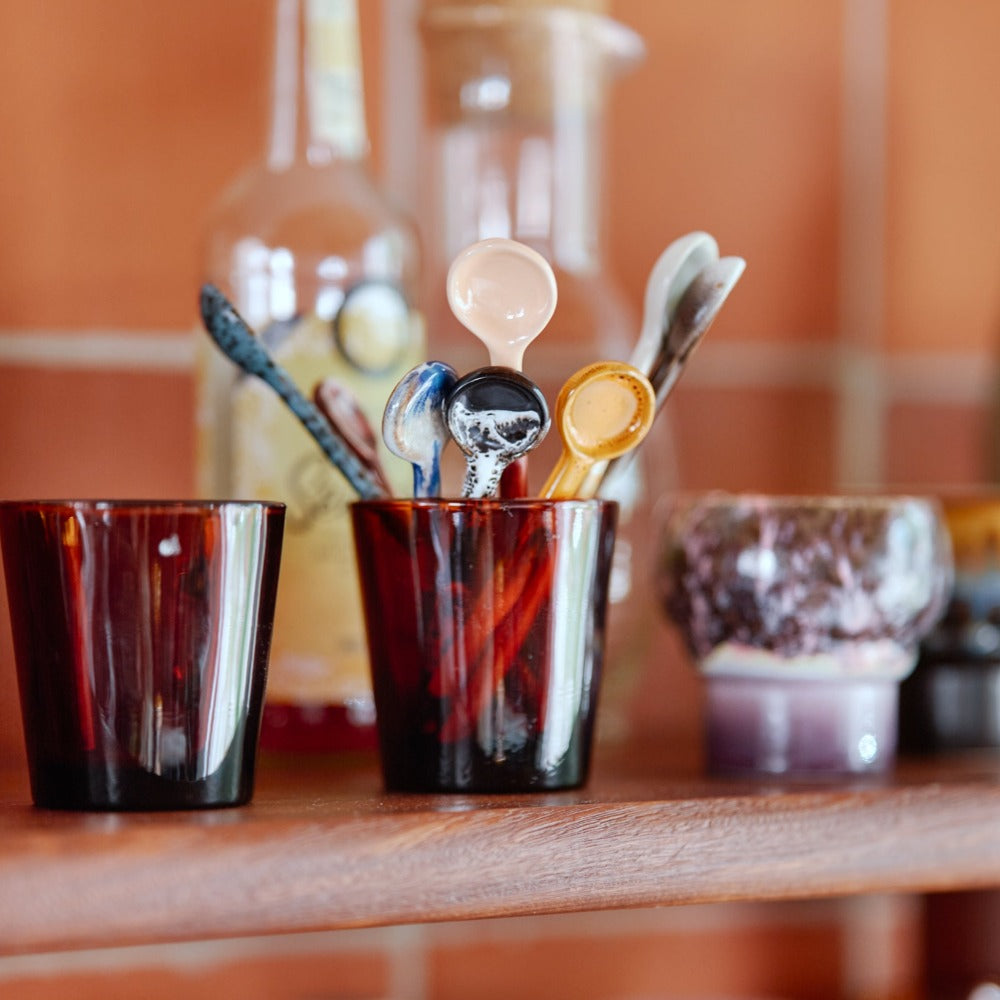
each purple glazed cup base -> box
[704,675,899,777]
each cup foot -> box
[27,745,257,811]
[705,675,898,776]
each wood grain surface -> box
[1,745,998,956]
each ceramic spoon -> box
[540,361,656,500]
[447,237,557,370]
[593,256,746,498]
[576,233,717,498]
[382,361,457,498]
[313,376,393,498]
[447,238,557,497]
[645,256,745,407]
[445,366,550,499]
[198,284,389,500]
[628,231,719,376]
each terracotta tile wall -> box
[1,0,998,991]
[3,0,998,750]
[0,899,924,1000]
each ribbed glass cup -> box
[352,498,617,792]
[0,500,285,809]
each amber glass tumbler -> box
[352,498,617,792]
[0,500,284,810]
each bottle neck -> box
[267,0,369,170]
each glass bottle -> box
[197,0,424,751]
[419,0,674,743]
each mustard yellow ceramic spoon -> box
[540,361,656,500]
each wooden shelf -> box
[1,743,999,956]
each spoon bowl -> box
[629,232,719,376]
[591,255,746,499]
[445,366,550,498]
[314,377,393,497]
[446,238,557,371]
[541,362,655,500]
[646,256,746,407]
[382,361,457,498]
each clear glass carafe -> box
[197,0,424,751]
[420,0,675,743]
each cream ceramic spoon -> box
[593,256,746,498]
[447,237,557,371]
[447,238,557,497]
[578,233,718,498]
[628,232,719,376]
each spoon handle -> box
[499,458,528,499]
[462,453,507,499]
[539,451,591,500]
[414,459,439,499]
[199,284,389,501]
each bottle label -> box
[206,303,424,707]
[305,0,366,157]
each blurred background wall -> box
[0,1,998,996]
[2,0,999,760]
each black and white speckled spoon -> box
[445,367,550,499]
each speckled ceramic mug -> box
[659,493,952,776]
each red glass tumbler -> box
[351,498,618,792]
[0,500,284,810]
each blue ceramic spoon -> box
[382,361,458,498]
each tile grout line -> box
[837,0,890,487]
[0,330,194,371]
[381,0,423,215]
[840,894,925,998]
[0,901,858,983]
[0,329,993,408]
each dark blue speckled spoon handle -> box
[199,283,388,500]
